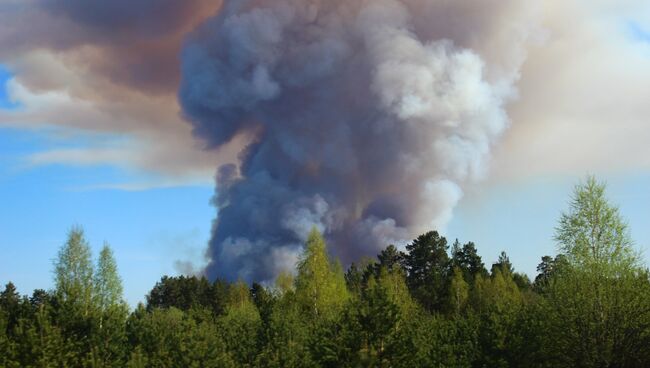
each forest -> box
[1,177,650,368]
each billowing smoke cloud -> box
[180,0,538,281]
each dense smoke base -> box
[180,0,537,281]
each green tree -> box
[449,266,469,315]
[257,293,314,368]
[491,251,514,277]
[218,281,262,367]
[54,227,95,312]
[556,176,639,271]
[377,245,404,273]
[544,176,650,367]
[357,276,400,366]
[295,228,349,319]
[0,283,22,334]
[127,305,233,367]
[533,255,568,292]
[403,231,450,312]
[26,303,67,368]
[472,269,524,368]
[0,307,13,367]
[451,240,487,281]
[53,227,97,366]
[251,282,275,326]
[93,244,128,367]
[94,244,124,312]
[404,312,477,368]
[146,275,217,313]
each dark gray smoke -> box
[179,0,537,281]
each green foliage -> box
[358,276,400,365]
[257,292,314,368]
[146,275,227,315]
[534,255,568,292]
[544,176,650,367]
[472,269,525,367]
[54,227,94,312]
[218,281,262,367]
[556,176,638,271]
[376,244,404,273]
[94,244,124,311]
[295,228,349,319]
[491,251,514,277]
[128,306,233,367]
[403,231,450,312]
[4,177,650,367]
[400,312,477,368]
[449,266,469,315]
[451,240,487,281]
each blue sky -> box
[0,66,18,110]
[2,115,649,305]
[0,124,214,306]
[2,109,649,306]
[447,174,650,279]
[628,20,650,43]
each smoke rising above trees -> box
[180,0,538,281]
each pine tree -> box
[451,241,487,281]
[403,231,450,312]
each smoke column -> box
[179,0,537,281]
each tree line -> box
[2,177,650,367]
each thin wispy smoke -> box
[180,0,538,281]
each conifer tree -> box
[403,231,450,312]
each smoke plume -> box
[180,0,537,281]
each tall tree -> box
[472,268,524,367]
[491,251,514,277]
[451,240,487,281]
[295,228,349,319]
[403,231,450,312]
[357,276,400,366]
[93,244,128,367]
[54,227,94,313]
[555,176,638,271]
[545,176,650,366]
[94,244,124,311]
[377,245,404,273]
